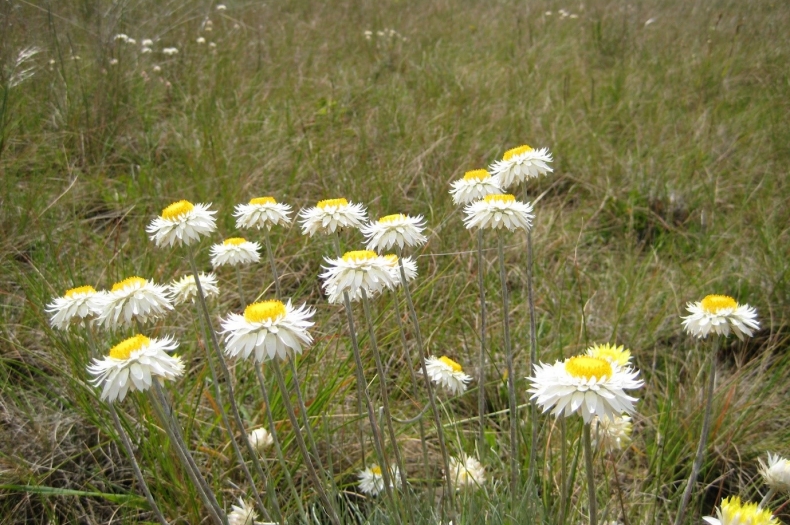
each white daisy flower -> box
[361,213,427,251]
[298,198,367,237]
[168,273,219,305]
[141,39,154,47]
[358,464,400,496]
[113,34,131,43]
[703,497,778,525]
[221,300,314,362]
[95,277,173,329]
[87,334,184,403]
[216,4,227,11]
[449,169,502,205]
[489,144,554,190]
[682,294,759,341]
[425,356,472,396]
[759,453,790,494]
[234,196,293,230]
[162,47,179,55]
[196,37,206,44]
[210,237,261,267]
[447,455,486,489]
[146,200,217,248]
[586,342,632,367]
[46,285,104,329]
[248,427,274,453]
[228,498,272,525]
[463,194,534,231]
[383,254,418,288]
[591,414,632,453]
[527,355,644,423]
[320,250,397,304]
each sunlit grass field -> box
[2,0,790,522]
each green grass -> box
[2,0,790,522]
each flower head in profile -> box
[703,496,778,525]
[682,294,759,340]
[147,200,217,248]
[489,144,553,189]
[248,427,274,453]
[591,415,632,452]
[759,453,790,494]
[46,285,104,329]
[221,300,314,362]
[320,250,397,304]
[95,277,173,329]
[234,196,293,230]
[384,255,418,288]
[448,455,486,489]
[587,343,631,367]
[358,464,400,496]
[449,169,502,205]
[299,198,367,237]
[528,355,643,423]
[228,498,272,525]
[210,238,261,267]
[361,213,427,251]
[87,334,183,403]
[463,194,534,231]
[169,273,219,305]
[425,356,472,396]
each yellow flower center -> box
[588,343,631,366]
[439,356,463,373]
[384,254,398,265]
[565,356,612,380]
[250,196,276,205]
[701,294,737,314]
[244,301,287,323]
[64,285,96,297]
[342,250,378,263]
[317,198,348,209]
[109,334,150,360]
[223,237,247,246]
[503,144,534,161]
[371,466,382,476]
[483,194,516,204]
[379,213,406,224]
[720,497,777,525]
[463,169,490,181]
[112,276,146,292]
[161,200,194,221]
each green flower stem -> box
[526,228,539,483]
[476,229,488,458]
[559,417,568,525]
[759,487,777,509]
[262,229,281,299]
[583,422,598,525]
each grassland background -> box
[1,0,789,522]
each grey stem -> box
[262,229,282,299]
[759,487,777,509]
[526,228,539,483]
[476,229,488,458]
[235,266,247,308]
[583,423,598,525]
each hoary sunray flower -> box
[528,355,644,423]
[425,356,472,396]
[447,455,486,489]
[248,427,274,453]
[95,277,173,329]
[384,254,418,288]
[320,250,397,304]
[587,343,631,367]
[298,198,367,237]
[449,169,502,205]
[221,300,314,362]
[210,237,261,267]
[147,200,217,248]
[358,464,400,496]
[162,47,178,55]
[591,414,632,452]
[682,294,759,341]
[759,453,790,494]
[228,498,272,525]
[46,285,104,329]
[87,334,184,403]
[703,497,778,525]
[234,196,293,230]
[463,194,534,231]
[168,273,219,305]
[361,213,427,251]
[489,144,553,189]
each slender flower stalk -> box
[523,185,540,483]
[262,229,281,299]
[582,423,598,525]
[235,266,247,308]
[476,230,488,456]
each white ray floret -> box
[489,144,553,189]
[95,277,173,329]
[147,200,217,248]
[234,196,293,230]
[463,194,534,231]
[320,250,397,304]
[46,285,104,329]
[210,237,261,267]
[425,355,472,396]
[168,273,219,305]
[682,294,759,340]
[361,213,427,251]
[449,169,502,205]
[298,198,367,237]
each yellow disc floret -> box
[701,294,738,314]
[384,254,398,265]
[439,356,463,373]
[484,194,516,204]
[250,196,276,205]
[342,250,378,263]
[244,301,287,323]
[588,343,631,367]
[503,145,534,161]
[565,356,612,380]
[371,466,382,475]
[378,213,406,224]
[112,276,147,292]
[65,285,97,298]
[317,198,348,209]
[223,237,247,246]
[463,169,490,181]
[110,334,150,360]
[719,497,778,525]
[161,200,194,221]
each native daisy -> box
[449,169,502,205]
[95,277,173,329]
[210,237,261,267]
[361,213,427,251]
[587,343,632,367]
[298,198,367,237]
[248,427,274,453]
[234,196,293,230]
[168,273,219,305]
[46,285,104,329]
[759,453,790,494]
[358,464,400,496]
[87,334,184,403]
[463,194,534,231]
[528,355,644,423]
[384,255,418,288]
[703,497,778,525]
[221,300,314,362]
[320,250,397,304]
[682,294,760,341]
[447,455,486,489]
[489,144,553,189]
[425,356,472,396]
[591,414,632,453]
[146,200,217,248]
[228,498,272,525]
